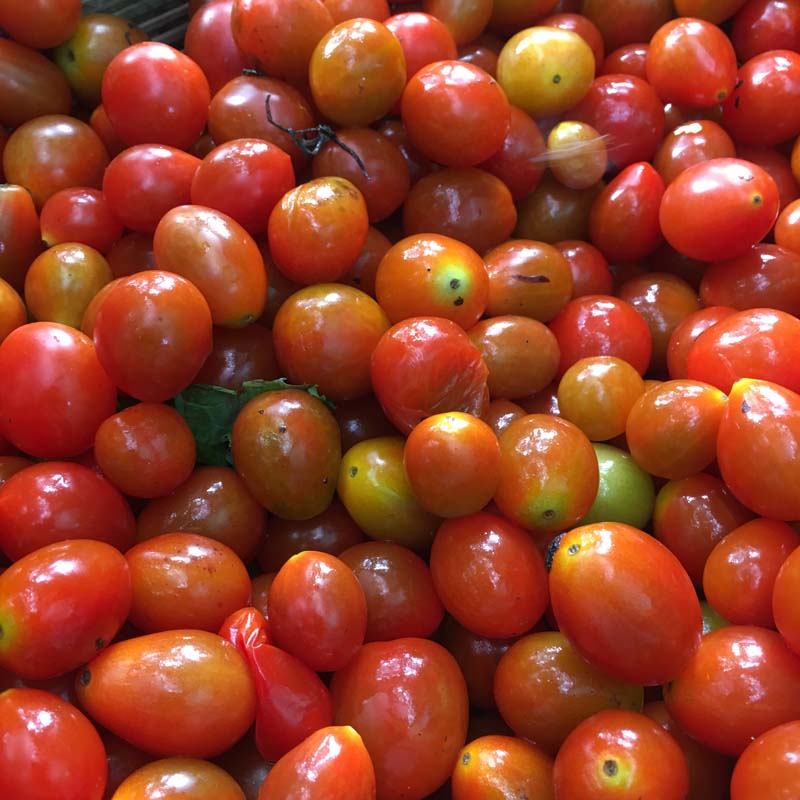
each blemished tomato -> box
[111,757,245,800]
[126,532,251,633]
[716,378,800,520]
[553,709,689,800]
[430,511,549,638]
[76,630,257,758]
[550,522,702,685]
[0,687,107,800]
[0,539,131,680]
[0,461,136,561]
[268,550,367,672]
[258,726,376,800]
[664,625,800,756]
[0,322,117,459]
[331,637,469,800]
[232,389,341,520]
[451,735,555,800]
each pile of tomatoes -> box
[2,0,800,797]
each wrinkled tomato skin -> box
[664,625,800,756]
[550,522,702,686]
[0,539,131,681]
[331,637,469,800]
[0,322,117,459]
[76,630,257,758]
[0,461,136,561]
[0,688,107,800]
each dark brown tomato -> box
[194,324,279,390]
[232,389,341,520]
[332,393,400,453]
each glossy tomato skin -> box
[0,322,116,459]
[550,522,702,685]
[0,183,43,290]
[268,551,367,672]
[0,461,136,561]
[370,317,489,435]
[494,630,644,755]
[331,637,469,800]
[731,0,800,61]
[451,734,554,800]
[258,726,376,800]
[553,709,689,800]
[666,305,737,379]
[773,546,800,656]
[76,630,257,758]
[93,270,213,402]
[722,50,800,147]
[653,119,736,186]
[272,284,390,402]
[0,539,131,680]
[112,757,245,800]
[232,389,341,520]
[39,186,124,254]
[102,145,201,234]
[717,378,800,520]
[136,465,267,562]
[730,720,800,800]
[102,42,210,150]
[0,687,107,800]
[494,413,598,535]
[664,625,800,756]
[430,512,548,638]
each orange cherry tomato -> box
[111,758,245,800]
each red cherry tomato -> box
[730,720,800,800]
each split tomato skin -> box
[549,522,702,686]
[0,539,131,681]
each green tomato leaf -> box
[173,379,335,467]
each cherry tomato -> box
[76,630,257,758]
[773,545,800,657]
[232,389,341,520]
[666,305,737,379]
[385,11,458,82]
[0,688,107,800]
[0,183,43,291]
[0,0,80,49]
[258,726,375,800]
[553,709,689,800]
[730,719,800,800]
[331,637,469,800]
[0,539,131,680]
[731,0,800,62]
[39,187,124,255]
[423,0,492,44]
[550,522,702,685]
[0,461,136,561]
[0,322,117,459]
[546,120,608,190]
[112,757,245,800]
[581,0,671,51]
[664,625,800,756]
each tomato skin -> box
[653,119,736,186]
[666,305,737,379]
[730,720,800,800]
[0,183,43,291]
[722,50,800,147]
[268,551,367,672]
[451,735,554,800]
[232,389,342,520]
[0,461,136,561]
[495,413,598,535]
[370,317,489,435]
[401,60,510,168]
[112,757,245,800]
[731,0,800,62]
[553,709,689,800]
[0,322,117,459]
[331,637,469,800]
[664,625,800,756]
[258,726,376,800]
[581,0,671,51]
[93,270,213,403]
[0,687,107,800]
[717,379,800,520]
[102,42,210,150]
[0,539,131,680]
[430,512,549,638]
[0,38,72,128]
[773,546,800,657]
[589,162,664,262]
[102,145,201,234]
[550,522,702,686]
[76,630,257,758]
[40,187,124,254]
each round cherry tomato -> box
[773,545,800,656]
[112,757,244,800]
[666,305,737,380]
[39,187,124,254]
[546,120,608,190]
[550,522,702,685]
[194,324,279,390]
[581,0,671,51]
[0,0,80,49]
[730,719,800,800]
